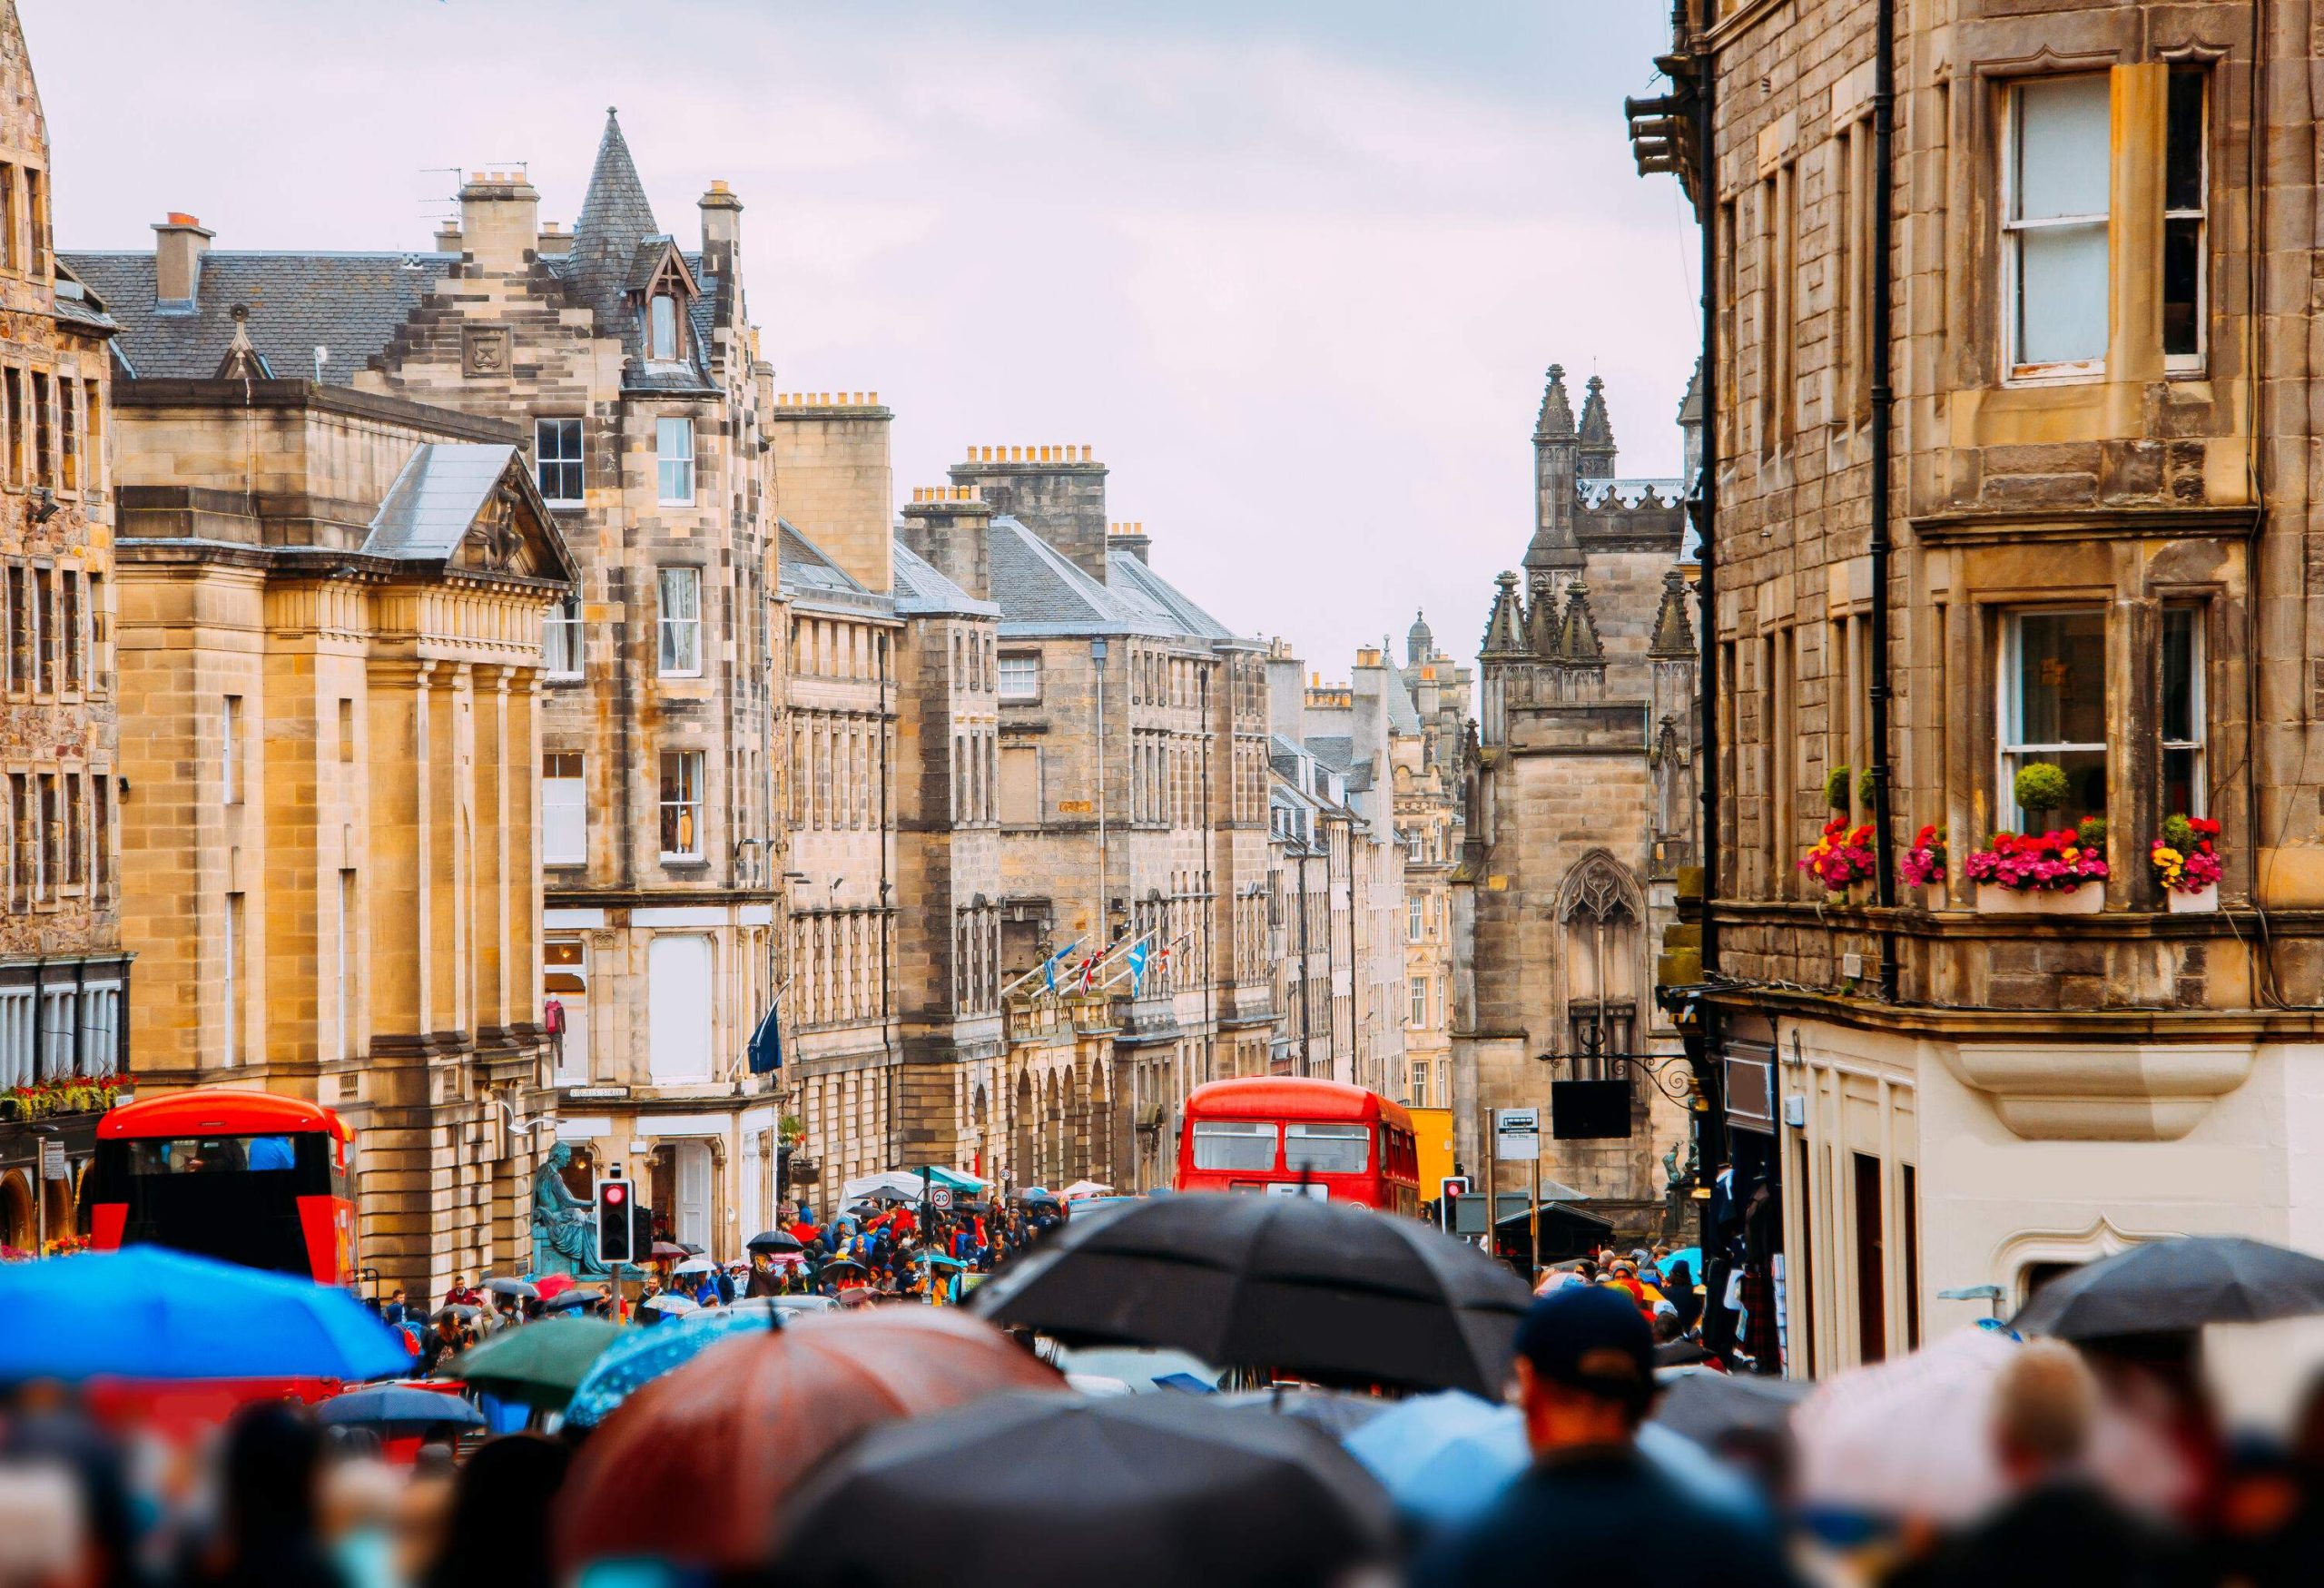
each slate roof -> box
[1384,665,1422,735]
[51,270,116,335]
[778,521,893,616]
[989,517,1175,639]
[892,537,1001,618]
[362,443,520,559]
[63,250,451,382]
[1105,550,1238,642]
[1305,735,1354,772]
[566,109,660,333]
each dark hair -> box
[424,1434,571,1588]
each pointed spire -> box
[1527,574,1561,656]
[567,107,662,330]
[1578,375,1617,481]
[1649,567,1697,658]
[1481,572,1528,657]
[214,304,271,380]
[1557,580,1604,663]
[1533,364,1574,441]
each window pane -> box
[1284,1122,1369,1174]
[2164,747,2201,820]
[2007,747,2107,830]
[2017,224,2109,365]
[2015,75,2111,222]
[2162,607,2196,743]
[657,418,694,502]
[2165,69,2205,213]
[2011,610,2106,746]
[2162,218,2201,359]
[998,656,1039,699]
[650,295,678,360]
[1192,1121,1277,1172]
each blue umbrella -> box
[1341,1391,1767,1532]
[0,1248,413,1383]
[564,1304,779,1428]
[316,1385,487,1431]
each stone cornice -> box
[113,377,522,444]
[1908,504,2258,547]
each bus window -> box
[1285,1122,1368,1174]
[1192,1120,1276,1171]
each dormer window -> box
[649,293,680,360]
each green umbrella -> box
[442,1317,621,1410]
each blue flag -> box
[1126,940,1149,994]
[747,1003,783,1073]
[1043,944,1070,995]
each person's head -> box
[390,1288,406,1306]
[1651,1302,1682,1344]
[435,1310,459,1336]
[1510,1286,1656,1455]
[452,1274,467,1289]
[427,1434,570,1588]
[1992,1338,2098,1488]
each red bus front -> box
[1175,1077,1421,1215]
[85,1090,356,1285]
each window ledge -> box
[660,856,710,871]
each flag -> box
[1077,954,1098,992]
[1042,943,1071,996]
[747,1003,783,1073]
[1126,940,1149,994]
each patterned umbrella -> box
[565,1306,781,1429]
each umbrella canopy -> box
[556,1307,1063,1574]
[483,1277,538,1300]
[533,1274,576,1301]
[441,1316,620,1410]
[566,1305,780,1429]
[773,1390,1393,1588]
[2011,1236,2324,1339]
[1793,1323,2020,1524]
[671,1257,715,1276]
[1650,1368,1811,1450]
[1218,1386,1392,1438]
[1342,1390,1762,1532]
[0,1248,413,1384]
[841,1170,928,1203]
[1060,1179,1115,1201]
[641,1293,700,1317]
[746,1228,804,1254]
[969,1192,1533,1396]
[542,1288,604,1314]
[648,1241,690,1261]
[1019,1187,1060,1206]
[315,1385,486,1433]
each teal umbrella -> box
[564,1306,781,1428]
[443,1316,620,1410]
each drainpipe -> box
[1866,0,1900,1002]
[1693,26,1719,982]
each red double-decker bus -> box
[1175,1077,1420,1214]
[84,1090,356,1284]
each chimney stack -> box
[457,169,540,273]
[699,180,743,273]
[434,221,464,254]
[535,220,571,257]
[947,446,1108,581]
[900,487,994,602]
[1108,520,1152,566]
[153,212,212,308]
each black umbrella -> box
[484,1277,539,1301]
[542,1287,606,1314]
[746,1228,804,1254]
[968,1192,1532,1396]
[2011,1236,2324,1340]
[1649,1368,1808,1449]
[1217,1386,1392,1438]
[773,1391,1391,1588]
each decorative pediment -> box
[452,472,563,579]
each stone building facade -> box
[72,112,789,1263]
[102,379,572,1294]
[0,0,130,1253]
[1394,614,1471,1110]
[1646,0,2324,1374]
[1452,366,1700,1241]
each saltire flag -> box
[1126,940,1149,994]
[1042,943,1072,996]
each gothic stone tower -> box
[1453,364,1699,1242]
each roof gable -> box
[363,444,576,585]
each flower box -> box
[2166,883,2218,914]
[1977,881,2104,915]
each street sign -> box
[39,1139,66,1180]
[931,1187,953,1209]
[1493,1107,1540,1161]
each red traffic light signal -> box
[603,1182,626,1207]
[597,1176,635,1263]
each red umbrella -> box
[534,1273,576,1301]
[556,1307,1061,1573]
[648,1241,690,1262]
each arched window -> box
[1557,852,1642,1078]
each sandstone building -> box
[1452,366,1700,1239]
[1393,614,1471,1111]
[1642,0,2324,1373]
[0,0,130,1254]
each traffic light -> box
[597,1177,634,1264]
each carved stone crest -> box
[462,325,513,379]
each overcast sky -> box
[33,0,1696,676]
